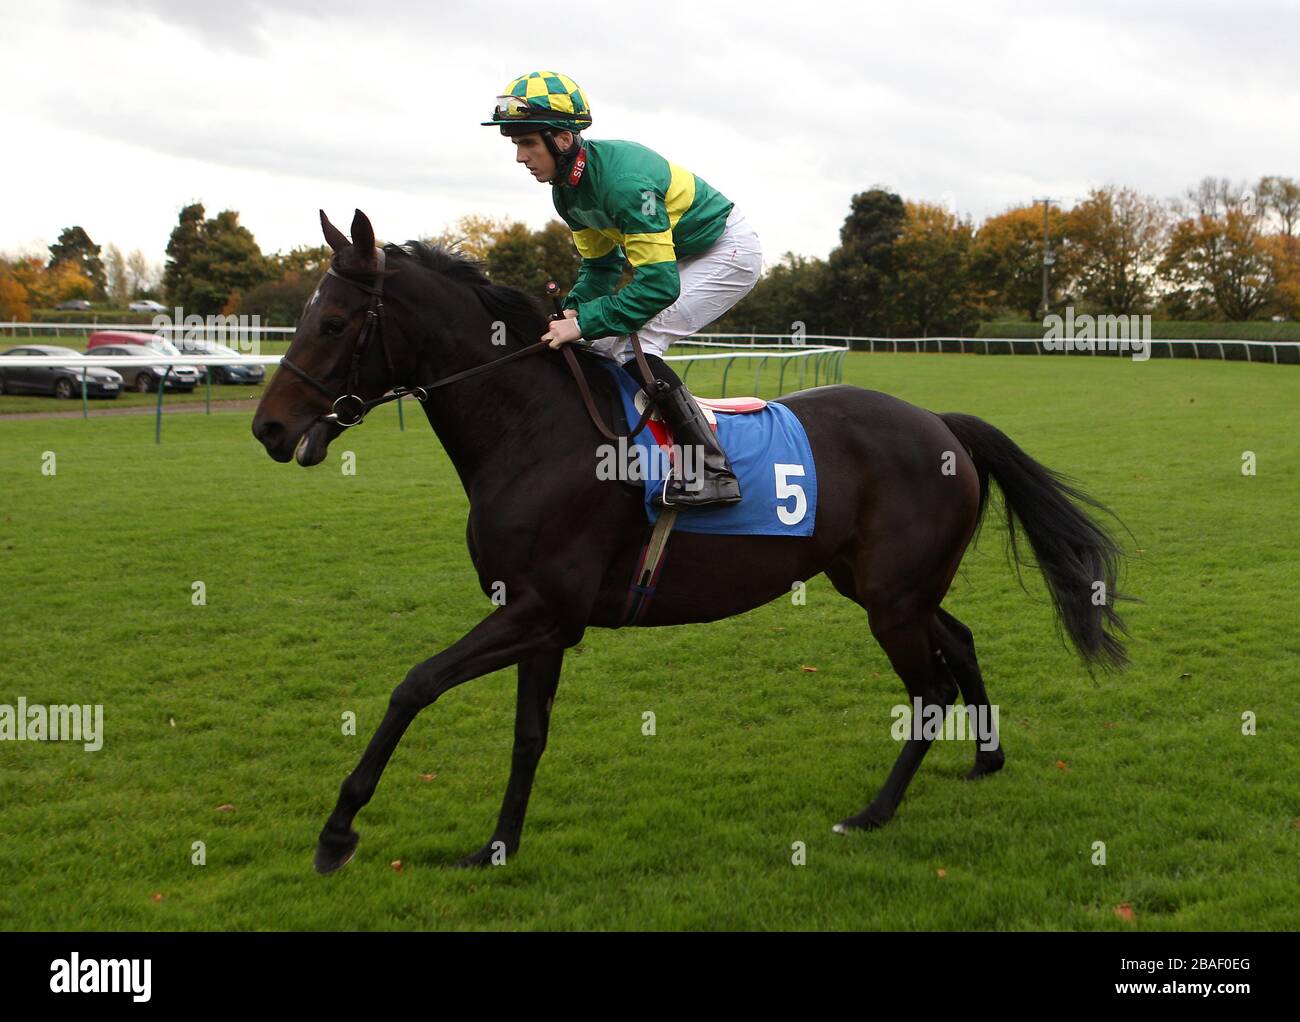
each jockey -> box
[482,70,763,509]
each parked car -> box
[55,299,92,312]
[84,343,199,393]
[87,330,170,351]
[169,338,265,384]
[0,345,122,398]
[129,299,167,313]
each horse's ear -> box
[320,210,349,252]
[350,209,376,263]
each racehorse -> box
[251,210,1130,874]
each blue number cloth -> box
[603,362,819,537]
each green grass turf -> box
[0,352,1296,930]
[0,383,268,416]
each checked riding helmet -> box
[481,71,591,175]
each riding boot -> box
[654,382,743,508]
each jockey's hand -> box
[543,310,583,349]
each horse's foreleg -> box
[456,648,564,868]
[314,601,566,875]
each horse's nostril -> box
[253,418,282,444]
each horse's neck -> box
[413,315,561,492]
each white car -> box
[129,299,167,313]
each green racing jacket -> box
[553,139,734,339]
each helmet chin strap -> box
[543,129,583,180]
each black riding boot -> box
[622,354,742,509]
[655,382,743,508]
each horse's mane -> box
[372,241,617,403]
[389,240,546,341]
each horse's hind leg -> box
[936,607,1004,780]
[833,609,959,832]
[824,431,980,831]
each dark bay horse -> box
[252,210,1130,874]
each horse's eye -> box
[321,317,344,335]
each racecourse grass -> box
[0,353,1296,931]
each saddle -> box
[634,391,767,429]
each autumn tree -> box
[970,204,1068,320]
[1064,186,1167,315]
[0,261,32,321]
[6,256,53,308]
[47,226,107,300]
[1267,233,1300,320]
[1159,208,1274,320]
[888,202,979,335]
[5,252,96,306]
[47,262,97,303]
[422,214,514,263]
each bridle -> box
[278,246,661,438]
[277,248,420,427]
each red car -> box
[86,330,169,350]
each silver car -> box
[87,344,200,393]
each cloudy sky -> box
[3,0,1297,276]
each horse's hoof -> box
[452,840,513,869]
[965,750,1005,780]
[314,828,360,875]
[832,807,893,833]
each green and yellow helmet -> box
[481,71,592,133]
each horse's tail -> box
[940,412,1131,670]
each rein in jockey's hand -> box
[543,308,583,349]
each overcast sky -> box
[3,0,1297,277]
